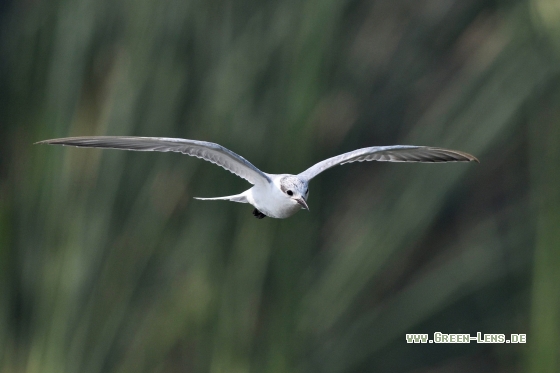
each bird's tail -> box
[193,192,249,204]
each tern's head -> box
[278,175,309,210]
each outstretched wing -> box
[36,136,271,185]
[298,145,478,181]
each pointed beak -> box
[296,197,309,211]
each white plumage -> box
[37,136,478,219]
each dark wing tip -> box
[454,150,479,163]
[35,140,62,145]
[428,147,479,163]
[35,138,72,145]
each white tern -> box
[36,136,478,219]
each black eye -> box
[305,189,309,194]
[287,190,293,196]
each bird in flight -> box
[36,137,478,219]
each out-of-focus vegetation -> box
[1,0,559,371]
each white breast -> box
[247,182,301,219]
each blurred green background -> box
[1,0,560,371]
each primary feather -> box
[36,136,271,185]
[298,145,478,181]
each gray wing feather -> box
[299,145,478,181]
[36,136,271,185]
